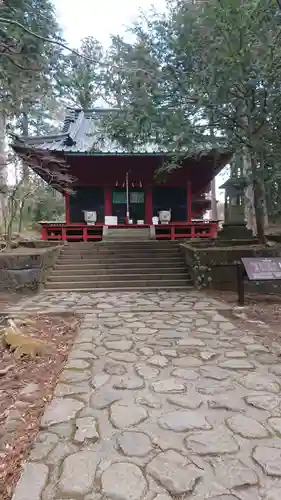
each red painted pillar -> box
[145,186,153,224]
[65,192,70,223]
[104,188,112,217]
[187,181,192,222]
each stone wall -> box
[181,241,281,292]
[0,245,63,292]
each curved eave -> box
[12,143,74,194]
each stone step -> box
[51,266,186,276]
[56,256,183,265]
[48,272,190,283]
[45,278,191,290]
[54,259,185,273]
[61,247,180,254]
[65,241,179,247]
[44,284,193,292]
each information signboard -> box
[241,257,281,280]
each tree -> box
[61,36,104,108]
[102,0,281,242]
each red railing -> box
[39,221,218,241]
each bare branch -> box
[0,17,99,62]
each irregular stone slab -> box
[60,370,90,383]
[219,322,235,332]
[12,463,48,500]
[239,373,280,393]
[196,380,235,395]
[59,451,98,494]
[139,347,154,356]
[270,365,281,376]
[55,382,89,397]
[208,395,245,412]
[245,394,280,412]
[110,402,148,428]
[245,344,269,353]
[109,352,138,363]
[224,350,247,358]
[177,338,205,347]
[154,495,172,500]
[101,462,147,500]
[147,355,169,368]
[199,351,216,361]
[167,393,202,409]
[117,431,152,456]
[69,349,95,360]
[65,359,90,370]
[135,363,159,379]
[160,349,178,357]
[195,318,209,326]
[113,375,144,390]
[185,427,239,455]
[127,321,147,328]
[172,356,202,367]
[262,487,281,500]
[92,373,110,388]
[146,450,202,495]
[135,393,162,409]
[219,359,255,370]
[136,327,157,334]
[74,417,99,443]
[29,432,59,461]
[158,411,211,432]
[253,446,281,476]
[104,363,127,375]
[200,366,230,380]
[268,417,281,434]
[41,398,84,427]
[91,390,121,410]
[104,340,133,351]
[171,368,199,380]
[226,415,268,439]
[208,497,241,500]
[212,457,258,489]
[152,379,186,394]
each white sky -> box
[54,0,227,200]
[54,0,166,48]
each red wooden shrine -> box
[12,109,231,241]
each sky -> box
[54,0,166,48]
[53,0,227,200]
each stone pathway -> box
[9,291,281,500]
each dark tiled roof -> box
[12,107,230,158]
[12,108,121,153]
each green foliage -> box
[101,0,281,240]
[61,37,104,108]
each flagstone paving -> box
[9,291,281,500]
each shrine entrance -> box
[112,188,145,224]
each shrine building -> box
[12,108,231,242]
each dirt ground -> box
[0,312,79,500]
[209,289,281,346]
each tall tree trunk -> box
[0,112,7,229]
[251,154,265,243]
[211,178,218,220]
[21,110,29,182]
[243,153,255,232]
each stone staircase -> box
[103,227,151,241]
[45,241,193,292]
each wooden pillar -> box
[187,181,192,222]
[145,186,153,224]
[65,192,70,223]
[104,188,112,217]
